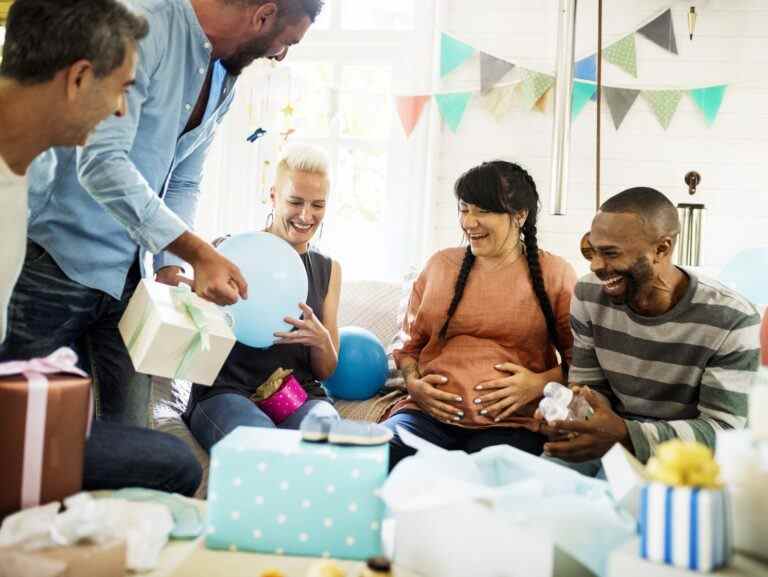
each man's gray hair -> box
[1,0,149,85]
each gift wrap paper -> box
[119,280,235,385]
[0,373,90,518]
[639,482,731,572]
[206,427,387,560]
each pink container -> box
[257,375,308,424]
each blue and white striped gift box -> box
[639,482,732,572]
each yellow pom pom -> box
[647,440,721,488]
[306,560,346,577]
[260,569,286,577]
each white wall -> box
[430,0,768,277]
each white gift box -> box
[716,429,768,563]
[119,280,236,385]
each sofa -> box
[149,279,410,498]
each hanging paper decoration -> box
[480,53,515,94]
[441,33,475,77]
[396,95,431,137]
[643,89,683,129]
[604,87,641,129]
[572,82,597,117]
[480,86,516,121]
[534,86,552,113]
[689,85,727,126]
[435,92,472,132]
[518,70,555,110]
[637,9,678,55]
[281,103,295,117]
[603,34,638,78]
[575,54,597,82]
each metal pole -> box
[549,0,578,215]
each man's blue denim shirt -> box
[27,0,236,299]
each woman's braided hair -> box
[438,161,568,379]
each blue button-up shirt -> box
[27,0,237,299]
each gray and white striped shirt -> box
[570,269,760,463]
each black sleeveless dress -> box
[183,249,334,421]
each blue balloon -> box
[719,247,768,306]
[325,327,388,400]
[217,232,308,348]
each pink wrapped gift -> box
[256,375,307,424]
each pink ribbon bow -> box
[0,347,88,379]
[0,347,92,509]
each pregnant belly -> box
[418,339,536,425]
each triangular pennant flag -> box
[572,82,597,117]
[637,9,678,55]
[480,52,515,94]
[480,86,516,121]
[534,86,552,113]
[575,54,597,81]
[591,89,599,102]
[603,34,638,78]
[396,95,430,137]
[689,85,727,126]
[441,33,475,77]
[643,89,683,129]
[435,92,472,132]
[518,69,555,110]
[604,87,641,129]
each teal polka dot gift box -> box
[205,427,388,560]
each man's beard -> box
[221,35,274,76]
[602,256,654,305]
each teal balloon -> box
[718,247,768,306]
[324,327,388,400]
[217,232,308,348]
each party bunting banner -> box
[643,89,683,129]
[534,86,552,113]
[441,33,475,77]
[436,92,472,132]
[603,34,638,77]
[575,54,597,82]
[518,69,555,110]
[572,81,597,117]
[689,85,727,126]
[396,95,430,137]
[480,52,515,94]
[480,86,517,121]
[637,9,678,55]
[604,87,641,129]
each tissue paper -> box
[0,493,173,572]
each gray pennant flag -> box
[480,52,515,94]
[637,9,678,55]
[605,87,641,129]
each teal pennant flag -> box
[689,85,727,126]
[441,33,475,77]
[572,82,597,117]
[435,93,472,132]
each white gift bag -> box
[380,429,636,577]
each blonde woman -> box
[184,144,342,451]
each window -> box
[199,0,435,281]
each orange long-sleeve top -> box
[391,247,577,429]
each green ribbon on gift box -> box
[170,285,211,380]
[126,284,211,381]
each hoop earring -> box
[265,211,274,229]
[317,222,324,241]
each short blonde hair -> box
[275,144,330,189]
